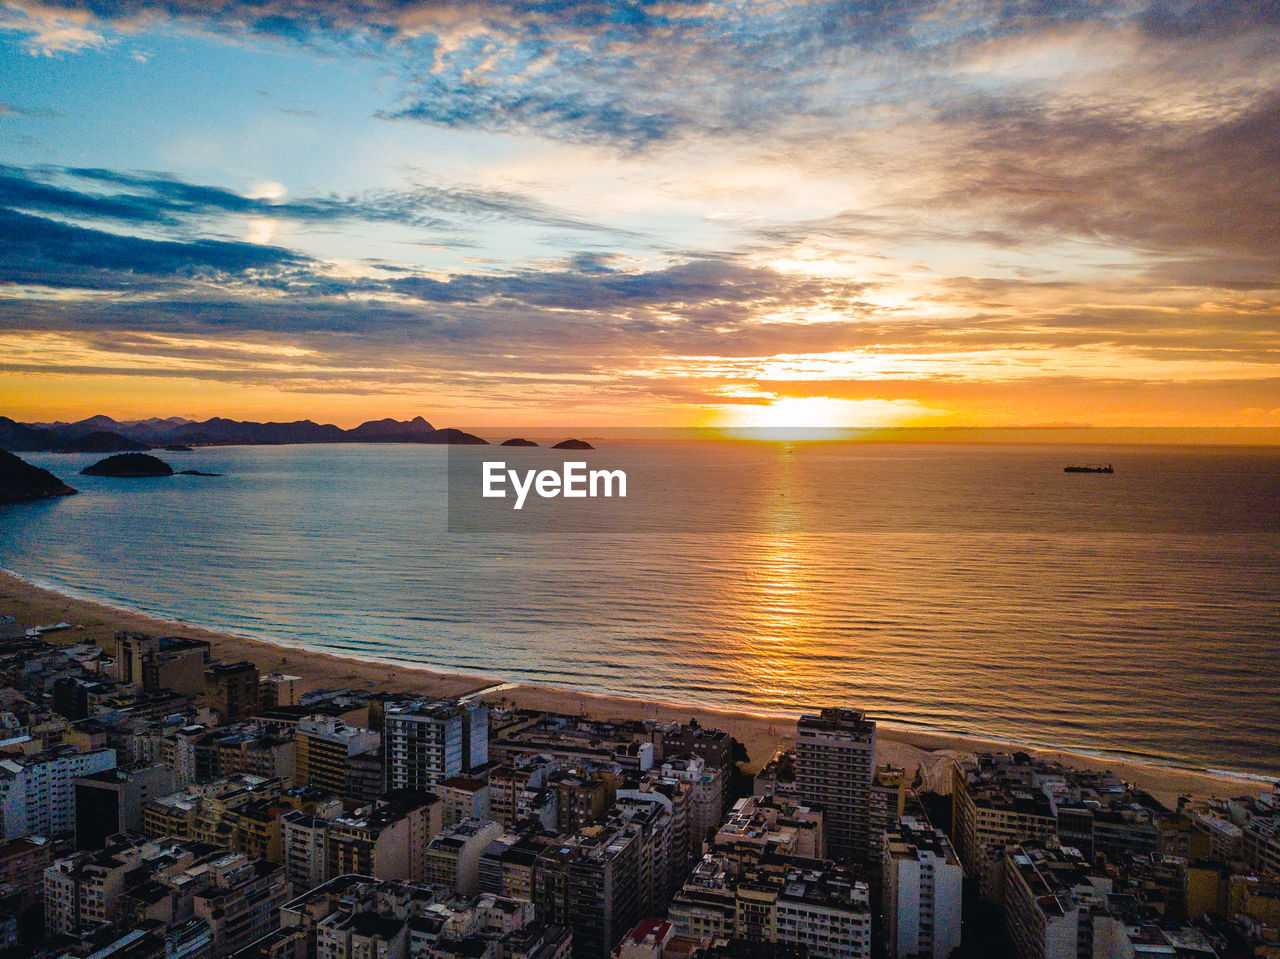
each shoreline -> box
[1,566,1270,807]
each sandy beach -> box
[1,567,1267,808]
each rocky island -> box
[0,449,78,503]
[500,438,539,447]
[81,452,174,477]
[551,438,594,450]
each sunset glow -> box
[1,1,1277,428]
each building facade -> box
[794,709,876,862]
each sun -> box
[718,397,941,438]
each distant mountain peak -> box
[349,417,437,438]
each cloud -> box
[0,101,62,119]
[4,0,1279,164]
[926,89,1280,270]
[0,164,630,238]
[0,1,1186,145]
[2,1,1278,423]
[381,80,690,151]
[0,4,108,55]
[1138,0,1280,39]
[0,206,308,290]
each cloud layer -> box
[1,0,1277,424]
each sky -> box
[1,0,1277,429]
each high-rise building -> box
[950,755,1065,893]
[204,661,261,724]
[669,854,871,959]
[658,756,724,851]
[773,863,872,959]
[326,792,442,881]
[490,755,560,828]
[437,773,491,828]
[45,838,159,935]
[259,672,300,708]
[0,836,52,907]
[74,764,175,850]
[882,816,963,959]
[536,824,642,959]
[192,852,291,955]
[794,708,876,862]
[607,793,675,917]
[869,765,906,864]
[478,830,560,902]
[280,809,333,892]
[110,632,211,696]
[1002,841,1115,959]
[424,817,505,895]
[295,715,380,795]
[0,745,117,840]
[383,700,488,792]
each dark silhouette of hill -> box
[347,416,436,441]
[58,431,150,453]
[81,453,174,477]
[3,414,489,448]
[0,417,58,452]
[0,449,77,503]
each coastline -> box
[1,566,1269,807]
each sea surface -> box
[3,440,1279,779]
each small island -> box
[432,428,489,445]
[551,438,594,450]
[501,438,539,447]
[177,469,221,477]
[0,449,78,503]
[81,452,174,477]
[165,444,194,452]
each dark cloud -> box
[382,79,689,150]
[1138,0,1280,38]
[383,256,877,313]
[0,203,882,341]
[922,88,1280,283]
[0,207,307,290]
[0,164,625,237]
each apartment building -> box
[295,715,380,795]
[794,709,876,862]
[536,824,642,959]
[0,744,116,839]
[882,816,963,959]
[383,700,489,792]
[425,817,505,895]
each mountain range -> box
[0,415,489,451]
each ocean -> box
[3,440,1278,779]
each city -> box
[1,1,1277,957]
[0,615,1277,959]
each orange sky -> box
[1,0,1276,431]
